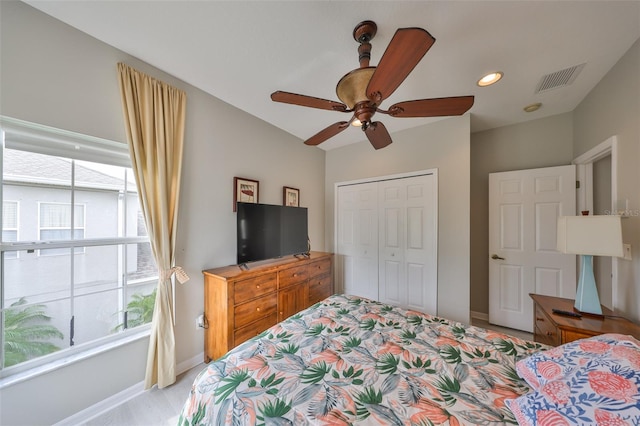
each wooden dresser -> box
[530,293,640,346]
[203,251,333,362]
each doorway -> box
[593,155,612,308]
[573,135,618,309]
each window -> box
[0,117,156,375]
[39,202,85,255]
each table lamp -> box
[557,215,624,315]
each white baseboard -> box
[53,381,144,426]
[177,352,205,375]
[470,310,489,322]
[54,352,204,426]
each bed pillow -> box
[514,333,640,390]
[506,354,640,425]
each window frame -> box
[0,116,156,379]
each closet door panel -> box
[379,183,406,306]
[407,207,424,249]
[379,174,437,314]
[406,175,438,315]
[382,259,402,305]
[406,263,427,312]
[337,182,379,301]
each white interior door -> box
[336,182,379,301]
[489,165,576,332]
[378,175,437,315]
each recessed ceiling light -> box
[523,102,542,113]
[477,72,503,87]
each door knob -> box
[491,254,505,260]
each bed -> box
[178,294,640,425]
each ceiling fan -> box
[271,20,474,150]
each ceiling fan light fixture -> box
[336,67,376,109]
[271,21,474,150]
[477,71,503,87]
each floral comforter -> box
[178,294,546,425]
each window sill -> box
[0,328,150,389]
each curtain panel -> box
[117,62,188,389]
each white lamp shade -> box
[557,215,624,257]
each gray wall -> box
[325,116,471,324]
[573,38,640,321]
[469,113,574,314]
[0,2,326,424]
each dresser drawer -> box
[234,273,277,304]
[309,257,331,278]
[234,293,277,328]
[562,329,597,343]
[534,305,559,346]
[234,313,277,346]
[308,275,332,305]
[279,264,309,288]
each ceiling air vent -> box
[535,63,586,94]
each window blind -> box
[1,116,130,168]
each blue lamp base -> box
[574,254,603,316]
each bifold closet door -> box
[336,173,437,314]
[336,181,379,301]
[378,174,437,315]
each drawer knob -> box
[536,317,545,322]
[546,331,554,336]
[256,307,260,312]
[256,285,260,289]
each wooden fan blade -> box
[304,121,350,146]
[364,121,392,150]
[388,96,475,118]
[366,28,435,103]
[271,91,348,112]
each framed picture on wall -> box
[234,177,259,211]
[283,186,300,207]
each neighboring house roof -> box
[4,149,132,190]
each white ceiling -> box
[24,1,640,150]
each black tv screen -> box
[237,202,308,265]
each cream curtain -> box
[117,62,189,389]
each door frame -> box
[572,135,619,309]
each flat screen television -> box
[237,202,309,265]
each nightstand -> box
[530,293,640,346]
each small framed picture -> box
[283,186,300,207]
[234,177,259,211]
